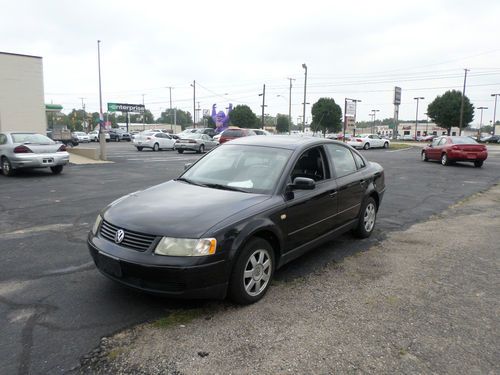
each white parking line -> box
[386,147,413,152]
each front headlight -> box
[92,215,103,235]
[154,237,217,256]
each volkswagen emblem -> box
[114,229,125,244]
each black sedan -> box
[88,136,385,304]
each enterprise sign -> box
[107,103,145,113]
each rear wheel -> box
[198,144,205,154]
[229,238,274,305]
[441,153,449,166]
[1,157,14,176]
[421,151,428,162]
[136,147,143,151]
[153,143,160,152]
[353,197,377,238]
[50,165,63,174]
[177,149,184,154]
[363,143,370,150]
[474,160,483,168]
[383,142,389,149]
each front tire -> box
[383,142,389,149]
[229,238,275,305]
[353,197,377,238]
[1,157,14,176]
[441,153,449,166]
[474,160,483,168]
[421,151,428,162]
[50,165,63,174]
[363,143,370,150]
[197,144,205,154]
[177,149,184,154]
[136,147,143,151]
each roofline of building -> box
[0,51,42,59]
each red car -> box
[421,136,488,167]
[219,128,256,144]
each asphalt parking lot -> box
[1,142,499,374]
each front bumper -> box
[10,152,69,169]
[88,235,228,299]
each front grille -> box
[100,220,157,252]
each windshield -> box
[181,133,202,139]
[180,144,292,194]
[12,133,55,144]
[450,136,478,144]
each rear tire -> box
[229,238,275,305]
[383,142,389,149]
[50,165,63,174]
[136,147,143,151]
[474,160,483,168]
[198,144,205,154]
[177,149,184,154]
[421,151,428,162]
[153,143,160,152]
[1,157,14,176]
[353,197,377,238]
[363,143,370,150]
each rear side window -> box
[324,144,358,178]
[0,134,7,145]
[352,151,366,169]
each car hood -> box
[103,180,270,238]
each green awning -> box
[45,104,63,112]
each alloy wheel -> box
[363,203,376,233]
[243,249,272,297]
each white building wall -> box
[0,52,46,134]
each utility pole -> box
[197,101,201,128]
[79,97,86,131]
[302,63,307,132]
[458,68,470,136]
[492,93,500,135]
[166,86,173,132]
[370,109,379,134]
[259,84,266,129]
[414,97,424,140]
[287,77,295,135]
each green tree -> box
[310,98,343,135]
[276,114,290,133]
[229,105,258,128]
[427,90,474,135]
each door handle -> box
[359,179,366,186]
[329,191,338,198]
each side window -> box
[432,138,441,147]
[438,138,447,146]
[324,144,358,178]
[0,134,6,145]
[352,151,366,169]
[291,146,328,182]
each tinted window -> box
[438,138,447,146]
[223,129,244,137]
[291,146,328,182]
[325,144,357,178]
[450,136,478,144]
[352,151,366,169]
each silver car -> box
[175,133,218,154]
[0,132,70,176]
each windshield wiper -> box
[175,177,208,187]
[203,183,247,192]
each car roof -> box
[226,135,345,150]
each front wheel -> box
[177,149,184,154]
[474,160,483,168]
[353,197,377,238]
[1,157,14,176]
[383,142,389,149]
[197,144,205,154]
[229,238,275,305]
[136,146,143,151]
[441,153,449,166]
[50,165,63,174]
[421,151,428,162]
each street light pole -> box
[192,80,196,128]
[142,94,146,131]
[79,97,86,131]
[97,40,106,160]
[288,77,295,135]
[370,109,379,134]
[459,68,470,136]
[166,86,173,132]
[302,63,307,132]
[492,93,500,135]
[414,97,424,140]
[477,106,488,139]
[259,84,266,129]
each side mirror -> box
[290,177,315,190]
[184,163,193,170]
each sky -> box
[2,0,500,127]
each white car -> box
[72,132,90,143]
[88,130,110,142]
[133,131,176,151]
[347,134,390,150]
